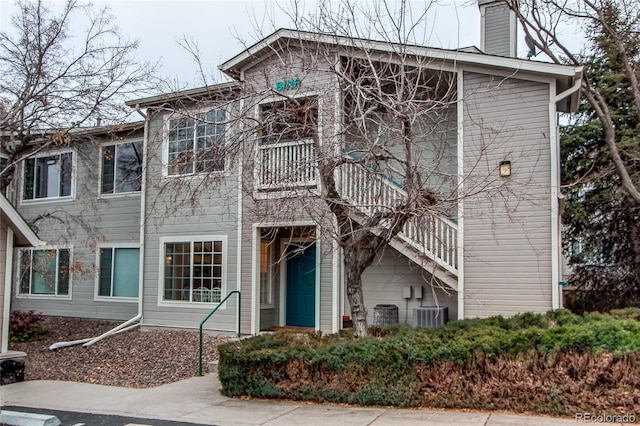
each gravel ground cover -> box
[9,316,230,388]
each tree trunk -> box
[345,265,368,337]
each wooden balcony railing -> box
[255,138,317,191]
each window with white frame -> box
[259,241,273,306]
[163,238,224,303]
[166,110,226,175]
[18,247,70,296]
[98,247,140,298]
[23,152,73,200]
[101,141,143,194]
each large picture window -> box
[98,247,140,298]
[163,238,224,303]
[18,248,70,297]
[101,142,143,194]
[166,110,225,175]
[23,152,73,200]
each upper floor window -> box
[167,110,225,176]
[18,247,71,297]
[23,152,73,200]
[101,141,143,194]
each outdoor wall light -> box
[499,160,512,177]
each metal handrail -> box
[199,290,241,376]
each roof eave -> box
[1,195,43,247]
[126,81,241,109]
[219,29,583,81]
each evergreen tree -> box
[561,3,640,312]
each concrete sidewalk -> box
[0,375,590,425]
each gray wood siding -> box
[11,139,141,321]
[483,2,514,57]
[141,107,241,332]
[462,71,553,318]
[239,47,340,334]
[360,246,457,325]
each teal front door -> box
[286,244,316,327]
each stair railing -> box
[199,290,241,376]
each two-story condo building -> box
[7,2,582,337]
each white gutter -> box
[548,73,582,310]
[49,109,149,350]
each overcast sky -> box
[0,0,489,89]
[0,1,586,92]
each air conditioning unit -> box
[412,306,448,328]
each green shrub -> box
[10,310,47,342]
[218,310,640,410]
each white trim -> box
[456,69,465,321]
[94,243,140,302]
[332,77,341,333]
[549,81,560,310]
[15,245,73,300]
[138,118,149,322]
[157,235,228,309]
[219,29,582,79]
[237,96,244,332]
[2,228,14,353]
[19,149,77,205]
[479,4,486,53]
[509,4,517,57]
[251,225,259,334]
[0,196,42,246]
[98,139,144,197]
[315,237,320,332]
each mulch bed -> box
[9,316,229,388]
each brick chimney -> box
[478,0,517,57]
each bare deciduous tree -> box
[0,0,157,190]
[504,0,640,202]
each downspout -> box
[50,108,149,350]
[547,74,582,311]
[84,107,149,347]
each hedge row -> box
[217,310,640,414]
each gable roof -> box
[0,194,42,247]
[126,82,241,109]
[219,28,582,111]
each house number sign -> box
[275,78,300,91]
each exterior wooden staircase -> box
[339,161,459,290]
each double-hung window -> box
[162,238,225,303]
[98,247,140,298]
[101,141,143,194]
[18,247,71,297]
[23,152,73,200]
[166,109,226,175]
